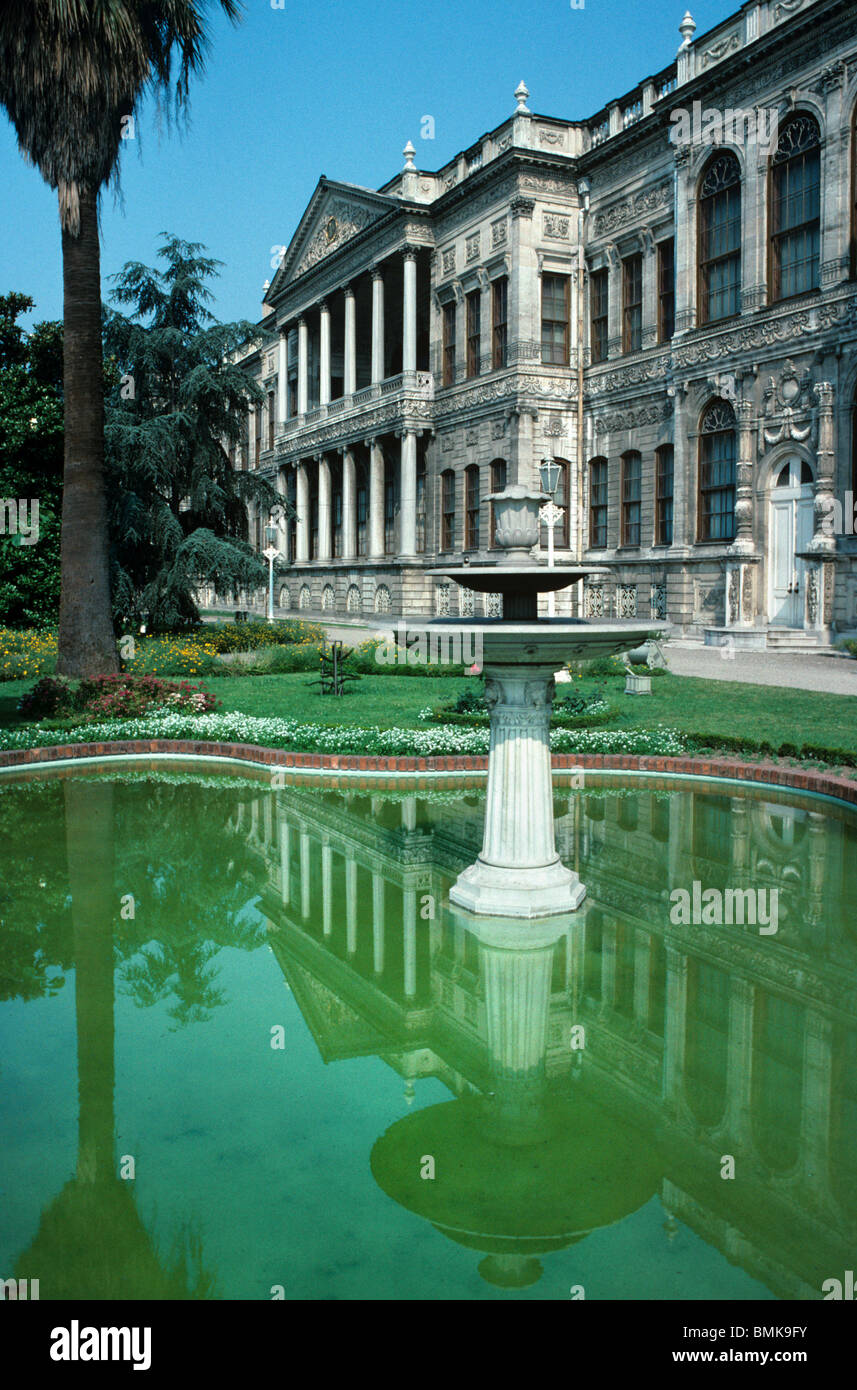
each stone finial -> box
[678,11,696,47]
[403,140,416,171]
[514,80,530,115]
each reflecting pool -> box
[1,763,856,1300]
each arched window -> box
[488,458,507,548]
[620,451,642,546]
[440,469,456,551]
[770,113,821,302]
[464,465,480,549]
[698,152,741,323]
[698,400,736,542]
[589,457,608,548]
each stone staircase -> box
[765,628,823,651]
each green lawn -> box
[1,669,856,757]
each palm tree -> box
[0,1,241,675]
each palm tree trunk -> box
[57,187,119,676]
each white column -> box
[371,267,385,383]
[403,250,417,374]
[317,455,331,561]
[322,840,332,937]
[662,946,688,1110]
[403,887,417,998]
[297,318,309,415]
[398,429,417,558]
[247,404,256,470]
[299,828,311,920]
[372,872,385,974]
[346,857,358,955]
[342,448,357,560]
[449,666,585,917]
[344,287,356,395]
[279,820,291,907]
[277,328,288,428]
[319,302,331,406]
[296,462,309,562]
[368,439,385,558]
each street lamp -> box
[263,514,280,624]
[539,457,564,616]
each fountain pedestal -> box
[449,665,585,918]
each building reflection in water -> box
[237,774,857,1298]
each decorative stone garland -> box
[0,739,856,807]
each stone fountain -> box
[413,485,663,918]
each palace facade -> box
[234,0,857,645]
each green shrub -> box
[199,619,325,653]
[836,639,857,659]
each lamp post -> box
[263,515,280,624]
[539,457,563,617]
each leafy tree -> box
[0,293,63,626]
[103,235,280,629]
[0,1,241,675]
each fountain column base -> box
[449,664,586,919]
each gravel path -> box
[664,642,857,696]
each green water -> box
[1,764,855,1300]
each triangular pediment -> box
[267,178,399,299]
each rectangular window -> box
[589,458,608,548]
[621,452,642,546]
[442,302,457,387]
[254,408,262,469]
[288,374,297,418]
[489,458,507,548]
[541,273,570,365]
[465,467,480,550]
[655,445,674,546]
[492,276,508,369]
[622,254,643,354]
[416,457,426,554]
[441,471,455,551]
[590,269,608,364]
[356,468,368,557]
[657,240,675,342]
[384,458,398,555]
[466,291,481,378]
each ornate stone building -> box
[236,0,857,644]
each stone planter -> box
[625,671,652,696]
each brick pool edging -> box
[0,739,856,806]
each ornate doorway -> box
[768,458,814,628]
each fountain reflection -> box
[240,775,857,1296]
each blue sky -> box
[1,0,738,330]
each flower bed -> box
[0,710,690,759]
[17,674,220,722]
[0,627,57,681]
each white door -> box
[768,459,814,628]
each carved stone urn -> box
[487,485,547,561]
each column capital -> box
[402,244,420,261]
[318,299,329,314]
[344,282,356,299]
[371,264,385,281]
[278,324,289,339]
